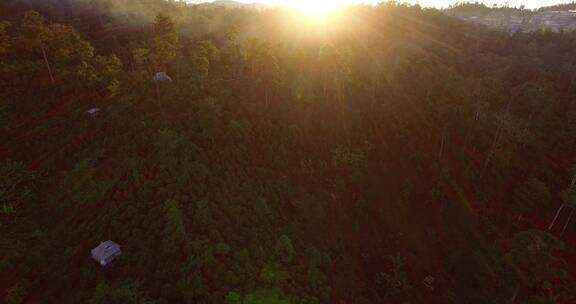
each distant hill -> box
[215,0,267,8]
[185,0,266,8]
[538,2,576,12]
[213,0,251,7]
[446,3,576,32]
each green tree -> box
[18,11,54,83]
[194,198,213,228]
[510,82,553,147]
[274,235,294,264]
[91,282,139,304]
[307,247,323,288]
[253,44,279,107]
[482,108,525,173]
[549,188,576,232]
[153,13,179,71]
[259,260,288,285]
[4,283,26,304]
[559,188,576,235]
[225,291,242,304]
[196,97,221,142]
[84,54,122,97]
[509,229,566,302]
[133,47,152,75]
[176,275,194,303]
[196,40,221,63]
[244,288,289,304]
[0,160,34,218]
[155,129,186,165]
[49,23,94,69]
[376,252,412,297]
[513,177,551,222]
[163,199,186,253]
[189,40,220,89]
[0,21,10,56]
[568,161,576,190]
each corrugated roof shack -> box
[91,240,121,266]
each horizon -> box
[194,0,575,9]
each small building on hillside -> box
[87,108,101,118]
[91,240,121,266]
[154,72,173,82]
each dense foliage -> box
[1,1,576,303]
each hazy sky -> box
[226,0,573,9]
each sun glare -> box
[288,0,346,18]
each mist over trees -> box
[1,0,576,303]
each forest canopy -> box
[1,0,576,303]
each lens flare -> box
[288,0,347,18]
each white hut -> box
[91,240,121,266]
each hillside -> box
[1,1,576,303]
[447,2,576,32]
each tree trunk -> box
[548,204,565,231]
[510,285,519,304]
[439,132,445,160]
[561,207,575,236]
[521,113,534,149]
[475,104,481,121]
[505,97,515,113]
[176,57,181,82]
[546,285,559,304]
[155,80,161,105]
[475,94,484,122]
[156,81,166,118]
[41,45,55,84]
[568,69,576,95]
[483,125,502,175]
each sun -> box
[288,0,347,18]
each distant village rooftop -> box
[450,8,576,33]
